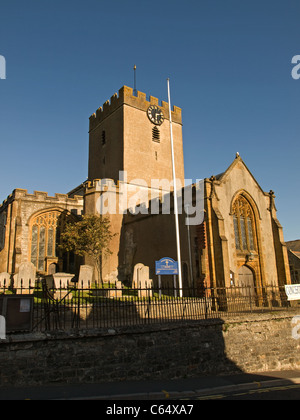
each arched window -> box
[30,210,74,273]
[232,195,257,253]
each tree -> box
[59,215,114,284]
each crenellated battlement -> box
[89,85,182,131]
[85,178,119,193]
[0,188,84,210]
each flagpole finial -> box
[133,65,137,95]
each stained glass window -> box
[30,210,72,273]
[47,227,54,257]
[233,216,240,250]
[38,226,46,271]
[240,217,247,250]
[31,225,38,266]
[247,217,255,250]
[232,195,256,252]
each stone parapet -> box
[89,85,182,131]
[0,189,83,211]
[0,312,299,387]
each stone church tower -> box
[85,86,185,283]
[88,85,184,187]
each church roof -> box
[288,249,300,264]
[214,172,224,180]
[67,182,86,198]
[286,240,300,252]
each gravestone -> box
[44,272,74,300]
[108,280,123,298]
[132,263,145,288]
[50,273,74,289]
[14,262,36,293]
[78,265,93,289]
[132,263,153,298]
[0,272,11,290]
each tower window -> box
[152,127,160,143]
[102,130,106,145]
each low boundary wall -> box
[0,312,299,387]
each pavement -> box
[0,370,300,400]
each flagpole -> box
[133,65,137,95]
[167,78,183,297]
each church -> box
[0,85,291,291]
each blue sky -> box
[0,0,299,241]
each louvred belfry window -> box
[152,126,160,143]
[232,196,257,253]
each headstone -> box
[51,273,74,289]
[132,263,145,288]
[44,274,55,289]
[108,280,123,298]
[0,272,11,290]
[132,263,153,298]
[78,265,94,289]
[14,262,36,293]
[44,272,74,300]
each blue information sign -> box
[155,257,179,275]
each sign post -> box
[158,275,162,298]
[155,257,179,298]
[285,284,300,301]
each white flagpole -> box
[167,78,183,297]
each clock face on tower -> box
[147,105,164,126]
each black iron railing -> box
[0,279,293,333]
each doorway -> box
[238,265,255,296]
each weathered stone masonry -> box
[0,312,299,387]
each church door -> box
[238,265,255,296]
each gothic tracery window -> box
[30,210,73,273]
[232,195,257,252]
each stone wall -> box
[0,312,299,387]
[0,189,83,274]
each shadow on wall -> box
[40,305,244,379]
[36,284,298,385]
[5,300,299,389]
[162,319,244,378]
